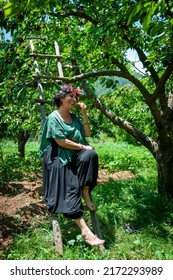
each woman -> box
[40,85,105,247]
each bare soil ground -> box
[0,169,134,253]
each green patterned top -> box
[40,111,89,165]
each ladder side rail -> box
[54,41,65,84]
[30,40,45,128]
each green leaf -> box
[143,10,152,31]
[150,22,165,37]
[133,239,141,246]
[67,239,75,246]
[127,4,142,25]
[76,234,83,242]
[4,2,14,17]
[143,3,158,31]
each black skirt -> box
[42,144,98,219]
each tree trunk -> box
[17,130,30,157]
[156,148,173,199]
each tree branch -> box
[33,69,149,92]
[153,62,173,112]
[33,67,164,125]
[122,33,159,84]
[35,98,54,105]
[156,62,173,94]
[30,53,62,59]
[103,54,160,116]
[33,69,152,102]
[33,70,127,81]
[82,82,157,157]
[49,10,98,25]
[111,56,129,73]
[135,46,159,84]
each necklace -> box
[55,110,72,124]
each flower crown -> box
[61,85,81,96]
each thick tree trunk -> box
[156,149,173,199]
[17,130,30,157]
[155,93,173,199]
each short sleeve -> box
[40,113,65,156]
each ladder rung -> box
[30,53,62,59]
[35,98,54,105]
[32,74,68,81]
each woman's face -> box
[60,92,78,109]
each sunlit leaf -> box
[143,3,158,31]
[127,4,142,25]
[3,2,14,17]
[143,10,152,31]
[67,239,75,246]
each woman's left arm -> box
[77,102,90,137]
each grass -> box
[0,138,173,260]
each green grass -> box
[0,140,42,183]
[92,137,156,173]
[0,138,173,260]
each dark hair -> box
[54,84,81,108]
[54,89,68,108]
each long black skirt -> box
[42,145,98,219]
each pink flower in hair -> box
[61,85,81,96]
[74,87,81,96]
[62,85,74,93]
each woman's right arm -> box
[54,138,93,150]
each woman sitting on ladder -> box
[40,84,105,247]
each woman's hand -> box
[77,102,87,113]
[83,145,93,150]
[77,102,90,137]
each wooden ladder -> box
[29,40,105,254]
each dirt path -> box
[0,170,134,253]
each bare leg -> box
[82,186,96,212]
[74,217,105,246]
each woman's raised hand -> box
[77,102,87,112]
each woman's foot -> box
[82,187,96,212]
[82,229,105,246]
[74,217,105,248]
